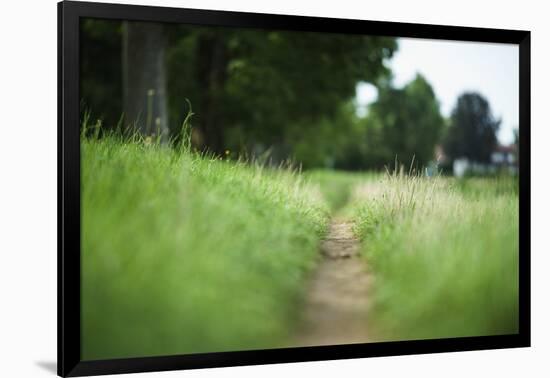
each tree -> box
[122,21,169,139]
[80,19,122,128]
[167,27,397,155]
[364,74,444,168]
[195,30,229,153]
[81,20,397,160]
[443,92,500,164]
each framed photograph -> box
[58,1,530,376]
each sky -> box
[356,37,519,145]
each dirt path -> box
[293,219,374,346]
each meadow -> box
[81,131,329,360]
[352,172,519,340]
[82,128,519,359]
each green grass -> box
[353,173,518,341]
[81,122,520,356]
[306,169,375,215]
[81,134,329,360]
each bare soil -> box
[293,219,374,346]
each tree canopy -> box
[169,27,397,155]
[360,74,444,168]
[443,92,501,164]
[81,19,397,157]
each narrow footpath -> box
[294,219,373,346]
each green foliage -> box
[353,174,518,340]
[167,26,396,154]
[81,132,329,360]
[363,74,445,168]
[443,92,501,164]
[290,101,363,169]
[81,19,397,158]
[292,73,446,171]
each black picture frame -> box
[58,1,531,376]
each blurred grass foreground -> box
[353,172,519,340]
[81,130,329,360]
[81,129,518,360]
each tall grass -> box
[306,169,375,215]
[353,171,518,340]
[81,130,329,360]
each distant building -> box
[491,144,518,173]
[434,143,518,177]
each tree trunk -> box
[122,21,169,140]
[197,33,228,154]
